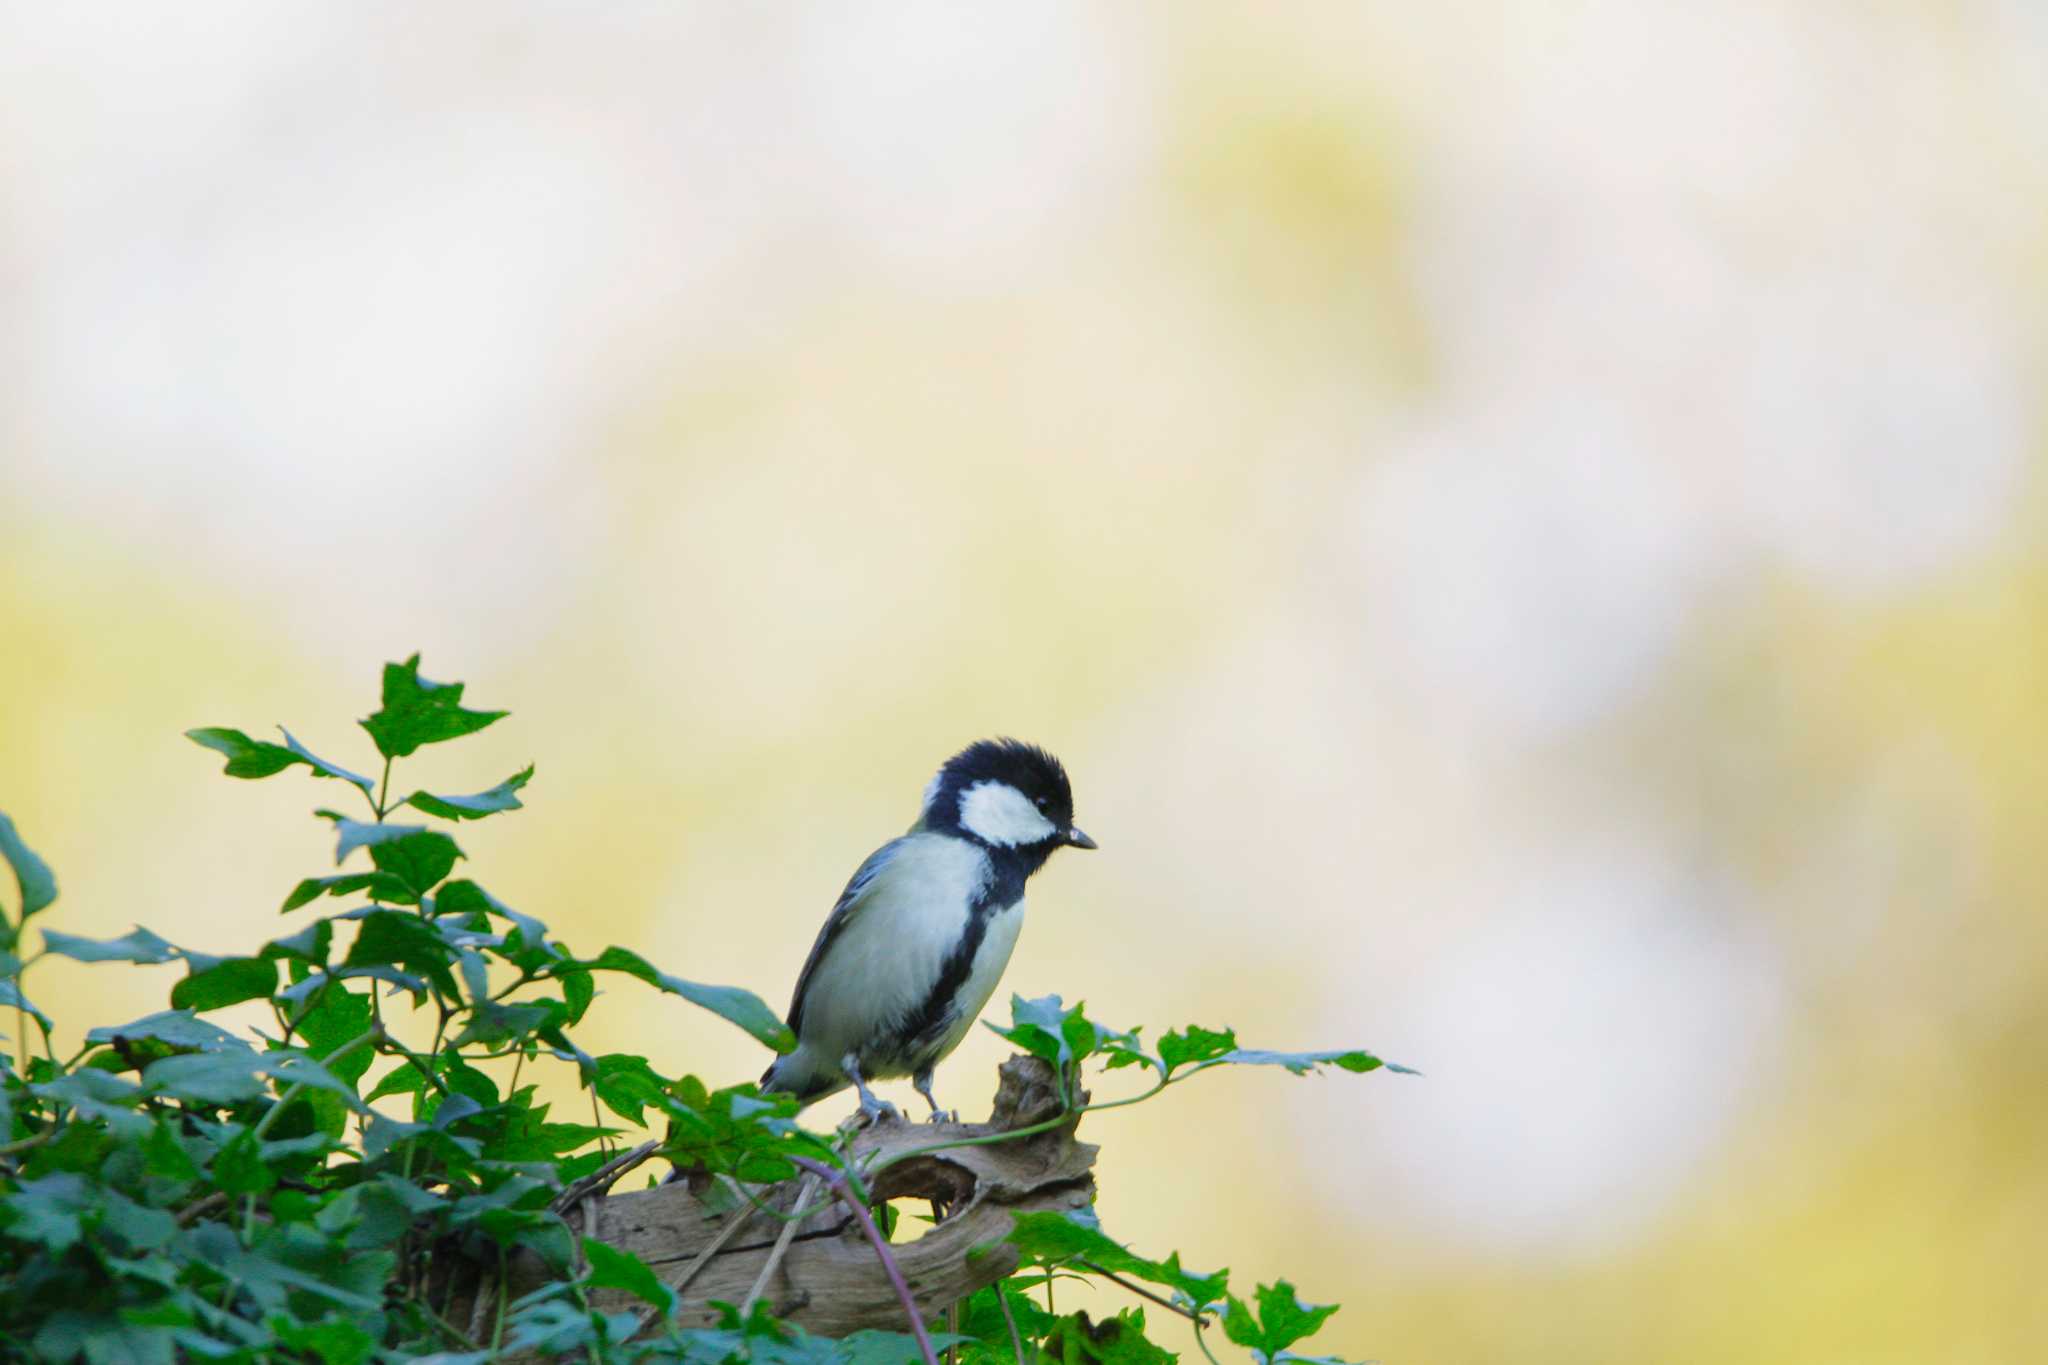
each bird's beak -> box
[1064,825,1098,850]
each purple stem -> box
[790,1156,940,1365]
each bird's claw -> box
[860,1099,902,1126]
[925,1108,957,1125]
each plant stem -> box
[1077,1260,1208,1322]
[251,1028,381,1141]
[995,1283,1028,1365]
[375,756,393,820]
[790,1156,939,1365]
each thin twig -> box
[552,1139,659,1214]
[995,1282,1028,1365]
[175,1191,231,1227]
[740,1171,820,1316]
[1077,1259,1206,1323]
[790,1156,939,1365]
[0,1127,56,1159]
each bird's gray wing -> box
[785,838,909,1038]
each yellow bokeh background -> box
[5,4,2046,1360]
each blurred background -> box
[4,3,2046,1360]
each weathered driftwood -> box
[441,1056,1096,1344]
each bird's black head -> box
[919,738,1097,859]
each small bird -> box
[760,738,1096,1122]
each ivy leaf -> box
[1221,1281,1340,1364]
[3,1172,93,1252]
[1217,1047,1416,1077]
[581,947,794,1053]
[271,1316,376,1365]
[358,654,506,759]
[280,872,413,912]
[277,728,378,797]
[293,987,375,1087]
[368,831,462,896]
[1006,1208,1229,1306]
[345,912,459,1000]
[404,765,534,822]
[0,810,58,922]
[0,979,53,1032]
[559,966,595,1023]
[86,1010,252,1055]
[586,1053,668,1124]
[434,880,547,952]
[1159,1025,1238,1076]
[170,955,279,1012]
[581,1238,675,1314]
[183,727,375,798]
[1042,1310,1175,1365]
[253,1053,372,1112]
[988,993,1081,1066]
[41,926,179,965]
[143,1052,266,1106]
[322,817,426,867]
[261,921,333,965]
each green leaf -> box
[1221,1281,1340,1364]
[4,1172,93,1252]
[277,728,378,796]
[0,811,58,921]
[254,1053,372,1112]
[40,926,178,964]
[324,817,426,866]
[1159,1025,1238,1075]
[345,911,459,999]
[281,872,412,912]
[404,765,534,821]
[86,1009,252,1054]
[559,966,595,1023]
[1042,1310,1175,1365]
[143,1120,201,1182]
[582,946,794,1053]
[170,955,279,1011]
[261,920,333,964]
[294,986,375,1087]
[368,830,462,895]
[210,1130,276,1195]
[1006,1208,1229,1306]
[142,1052,265,1106]
[0,979,53,1032]
[271,1316,376,1365]
[358,654,507,759]
[587,1053,667,1124]
[582,1238,676,1314]
[183,727,374,797]
[988,993,1080,1066]
[435,879,547,951]
[1217,1047,1415,1077]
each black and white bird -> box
[760,739,1096,1122]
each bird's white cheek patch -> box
[958,780,1058,847]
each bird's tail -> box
[760,1044,847,1106]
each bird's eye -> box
[1034,796,1049,811]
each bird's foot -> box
[859,1097,902,1126]
[924,1107,957,1125]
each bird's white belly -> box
[932,899,1026,1058]
[796,836,993,1067]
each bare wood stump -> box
[441,1056,1096,1346]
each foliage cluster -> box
[0,657,1411,1364]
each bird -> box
[759,738,1096,1123]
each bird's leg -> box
[912,1067,955,1125]
[841,1054,899,1124]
